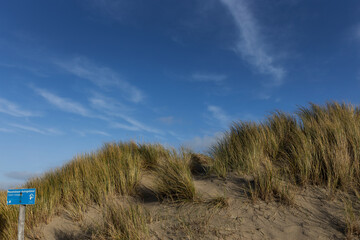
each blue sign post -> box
[7,188,36,205]
[7,188,36,240]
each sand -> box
[28,175,357,240]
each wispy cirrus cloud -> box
[111,113,162,134]
[112,109,163,134]
[55,57,144,103]
[32,87,159,134]
[191,73,227,83]
[112,112,162,134]
[219,0,285,85]
[33,87,91,117]
[90,93,161,134]
[0,98,39,117]
[9,123,63,135]
[73,129,111,137]
[208,105,260,125]
[207,105,231,127]
[85,130,110,136]
[110,122,143,132]
[89,93,131,114]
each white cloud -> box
[55,57,144,103]
[73,129,110,137]
[0,98,38,117]
[121,115,161,133]
[219,0,285,85]
[208,105,231,127]
[34,87,91,117]
[89,93,130,114]
[9,123,63,135]
[110,122,142,131]
[32,88,158,134]
[183,132,224,152]
[110,114,161,134]
[9,123,46,134]
[90,94,161,134]
[45,128,64,135]
[191,73,227,83]
[87,130,110,136]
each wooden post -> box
[18,205,26,240]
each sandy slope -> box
[29,175,356,240]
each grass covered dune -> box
[212,102,360,201]
[1,102,360,239]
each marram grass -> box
[211,102,360,202]
[0,142,160,239]
[84,198,150,240]
[153,149,197,202]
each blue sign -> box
[7,189,36,205]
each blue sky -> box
[1,0,360,189]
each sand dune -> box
[33,175,354,240]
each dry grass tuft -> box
[189,153,212,175]
[137,143,171,169]
[153,151,196,202]
[248,160,295,205]
[86,199,150,240]
[344,199,360,239]
[207,195,229,209]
